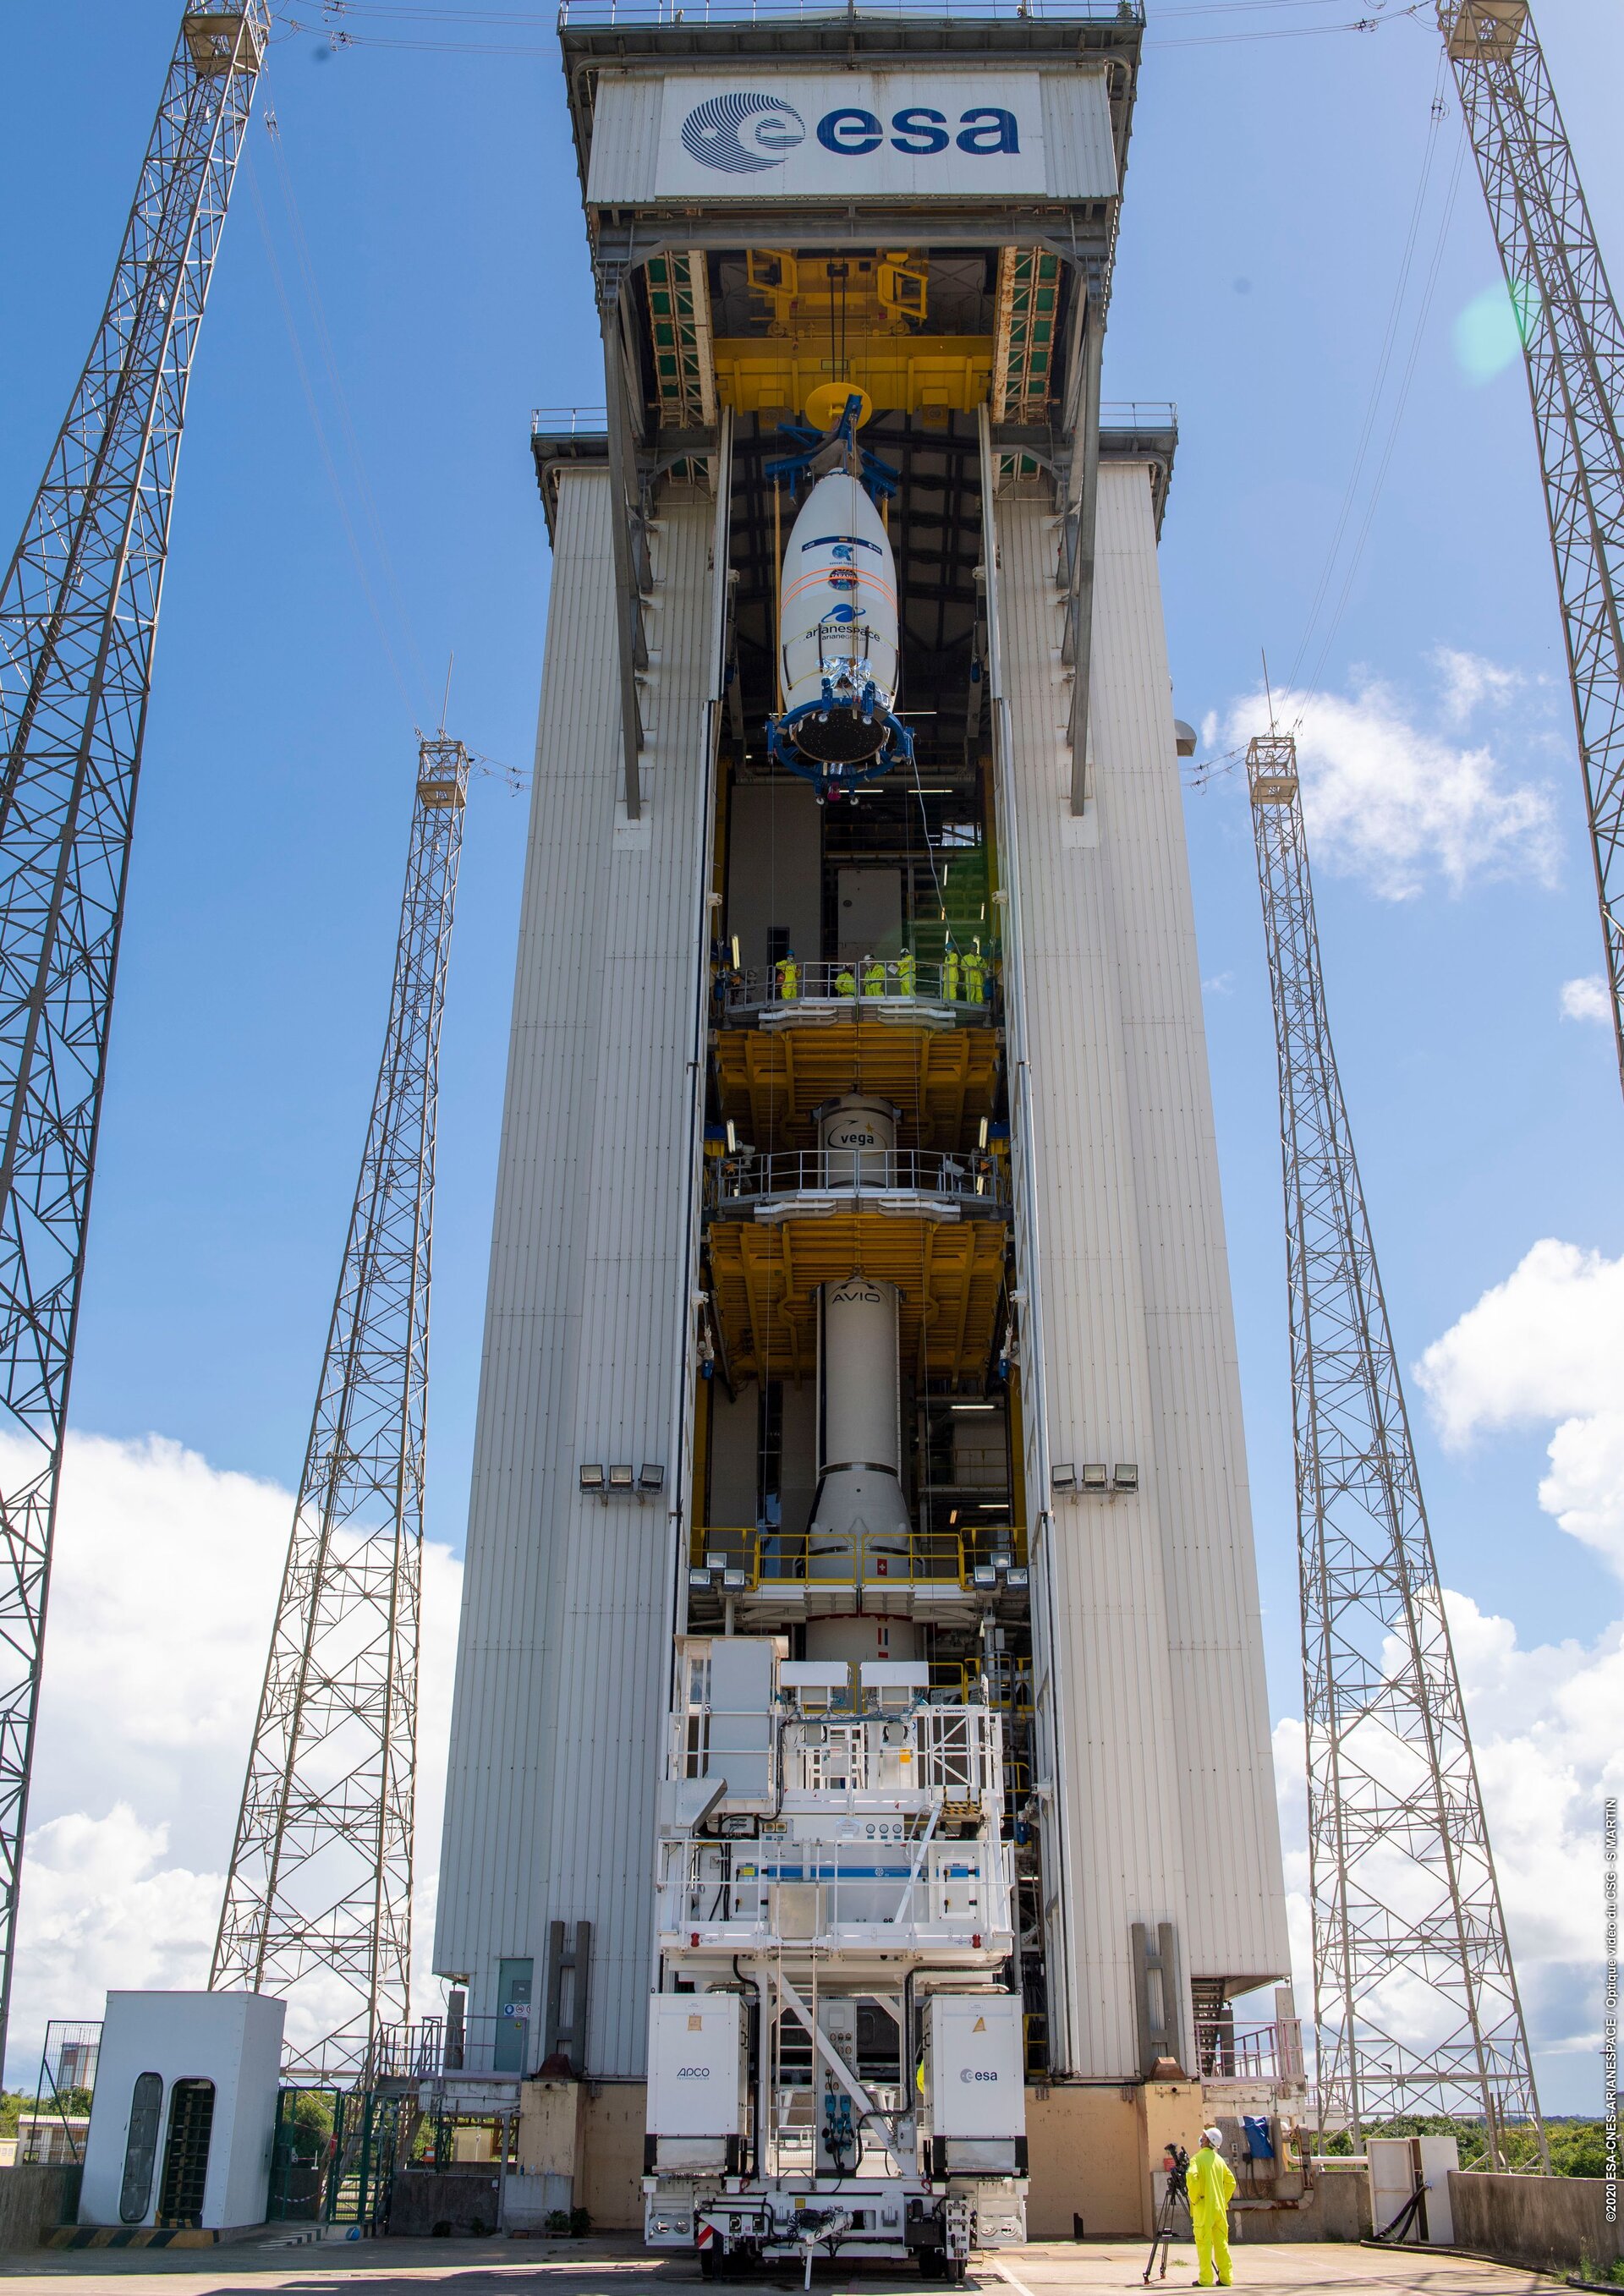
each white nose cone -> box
[779,471,899,765]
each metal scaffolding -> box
[1442,0,1624,1099]
[212,736,469,2081]
[0,3,266,2072]
[1248,732,1545,2158]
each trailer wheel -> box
[699,2247,721,2279]
[919,2249,945,2279]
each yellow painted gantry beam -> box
[714,1020,999,1149]
[705,1208,1007,1386]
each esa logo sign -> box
[682,93,807,175]
[817,104,1019,158]
[680,90,1018,175]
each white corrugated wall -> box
[1092,464,1291,1995]
[434,473,712,2079]
[1037,69,1118,201]
[584,74,662,209]
[996,461,1288,2079]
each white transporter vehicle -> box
[644,1637,1028,2279]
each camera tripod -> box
[1143,2145,1189,2284]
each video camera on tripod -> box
[1143,2145,1190,2283]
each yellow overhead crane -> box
[646,243,1061,426]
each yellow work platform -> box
[715,1018,999,1149]
[705,1207,1007,1384]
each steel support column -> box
[1064,284,1105,814]
[601,279,646,822]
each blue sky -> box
[1,1,1619,2110]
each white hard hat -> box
[1203,2127,1224,2149]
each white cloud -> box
[1201,970,1235,997]
[1414,1239,1624,1573]
[1221,660,1558,900]
[1430,646,1524,726]
[1561,974,1611,1024]
[4,1430,462,2086]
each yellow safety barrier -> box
[1023,2010,1049,2076]
[929,1657,1034,1709]
[689,1526,1036,1592]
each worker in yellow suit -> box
[897,949,916,995]
[863,956,886,999]
[1188,2127,1236,2288]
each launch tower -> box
[434,0,1292,2246]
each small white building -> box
[17,2115,89,2167]
[79,1992,284,2233]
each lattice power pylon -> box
[212,737,469,2080]
[0,3,267,2072]
[1248,732,1545,2161]
[1441,0,1624,1099]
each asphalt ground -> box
[0,2235,1563,2296]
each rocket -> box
[804,1098,919,1663]
[766,454,913,790]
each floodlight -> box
[639,1462,666,1493]
[1113,1462,1139,1493]
[1080,1463,1109,1493]
[972,1564,997,1589]
[1007,1566,1029,1590]
[579,1464,605,1492]
[608,1463,634,1490]
[1051,1463,1076,1493]
[722,1567,749,1591]
[689,1568,711,1590]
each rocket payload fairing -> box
[766,408,913,790]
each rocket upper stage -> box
[781,471,898,747]
[769,468,912,786]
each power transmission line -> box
[1247,729,1544,2163]
[211,733,469,2080]
[1441,0,1624,1101]
[0,1,269,2077]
